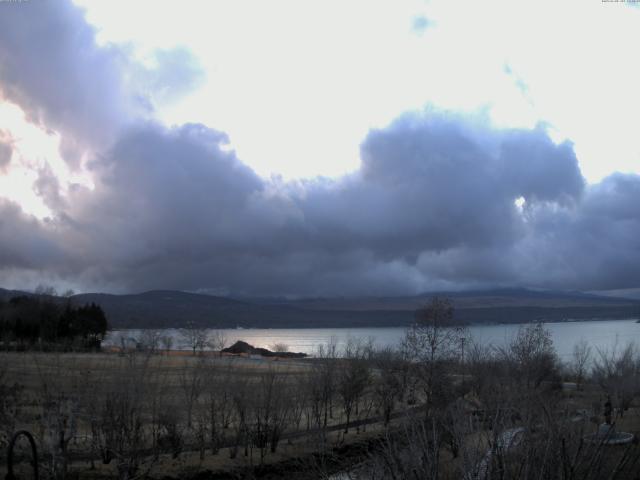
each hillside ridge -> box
[2,287,639,328]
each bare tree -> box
[203,361,234,455]
[270,342,289,353]
[592,341,640,417]
[288,372,309,435]
[363,412,444,480]
[311,339,338,433]
[229,375,250,460]
[0,354,23,459]
[179,321,209,355]
[179,357,206,429]
[249,366,293,463]
[466,340,499,396]
[208,329,227,355]
[33,353,78,480]
[42,396,78,480]
[499,322,559,389]
[372,347,403,426]
[404,297,466,416]
[160,334,174,354]
[571,338,592,391]
[157,409,184,459]
[337,338,371,433]
[93,352,164,479]
[139,329,162,353]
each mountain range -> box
[2,287,639,329]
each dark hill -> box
[249,287,637,311]
[70,290,413,328]
[71,288,640,328]
[2,287,639,328]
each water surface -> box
[105,319,640,360]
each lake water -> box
[105,319,640,361]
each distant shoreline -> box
[109,316,640,331]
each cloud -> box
[413,171,640,292]
[0,130,12,171]
[0,0,638,296]
[520,173,640,290]
[0,199,66,271]
[296,112,583,260]
[34,164,66,212]
[16,110,590,296]
[0,107,637,296]
[0,1,209,171]
[0,0,144,166]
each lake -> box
[105,319,640,361]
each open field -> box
[0,348,412,479]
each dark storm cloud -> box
[295,113,583,260]
[38,112,589,295]
[413,172,640,292]
[2,106,639,295]
[521,173,640,290]
[68,122,265,259]
[0,200,65,270]
[50,122,271,291]
[0,0,639,296]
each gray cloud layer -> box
[0,0,204,167]
[0,0,638,295]
[0,131,12,170]
[0,0,133,166]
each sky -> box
[0,0,639,296]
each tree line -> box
[0,292,108,350]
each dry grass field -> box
[0,349,404,479]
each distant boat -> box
[236,325,244,330]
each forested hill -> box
[2,287,637,329]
